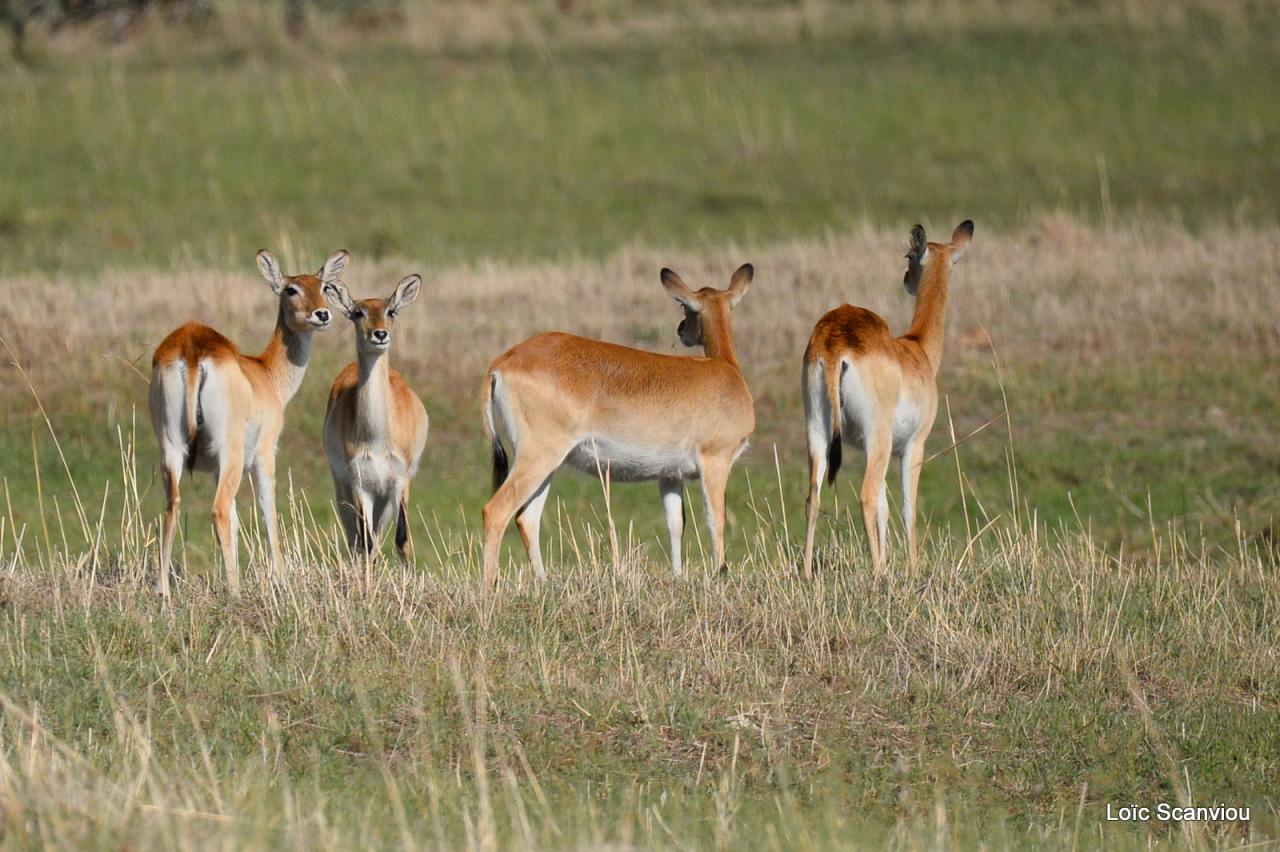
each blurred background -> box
[0,0,1277,569]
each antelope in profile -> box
[480,264,756,587]
[149,249,350,596]
[322,275,429,563]
[800,221,974,578]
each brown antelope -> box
[480,264,756,587]
[149,249,350,597]
[322,275,429,564]
[800,221,973,578]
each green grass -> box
[2,19,1279,276]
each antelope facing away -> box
[480,264,756,587]
[149,249,350,597]
[322,275,429,564]
[800,221,973,578]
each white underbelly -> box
[563,436,700,483]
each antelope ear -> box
[949,220,974,263]
[660,268,700,310]
[727,262,753,307]
[323,279,357,318]
[388,274,422,313]
[257,249,285,294]
[904,224,927,295]
[319,249,350,286]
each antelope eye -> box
[283,286,299,297]
[386,309,398,319]
[351,309,366,320]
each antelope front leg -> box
[659,478,685,578]
[901,435,927,573]
[353,488,376,562]
[251,451,281,578]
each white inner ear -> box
[325,282,355,317]
[257,253,284,293]
[322,251,349,285]
[392,276,421,309]
[664,286,700,311]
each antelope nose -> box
[314,309,330,323]
[372,329,389,342]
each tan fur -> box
[481,264,756,587]
[800,221,973,578]
[148,250,349,597]
[323,277,429,563]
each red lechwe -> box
[148,249,349,597]
[800,221,974,578]
[480,264,756,587]
[322,274,430,564]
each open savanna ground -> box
[1,220,1277,849]
[2,2,1279,848]
[2,221,1277,566]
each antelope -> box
[322,274,429,563]
[149,249,350,597]
[480,264,756,587]
[800,220,973,578]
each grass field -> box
[1,2,1278,848]
[3,3,1279,276]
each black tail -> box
[491,438,509,492]
[484,372,510,491]
[395,501,410,556]
[824,358,844,486]
[826,434,842,486]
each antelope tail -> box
[483,372,509,492]
[824,358,843,486]
[184,360,202,473]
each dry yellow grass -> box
[3,216,1277,415]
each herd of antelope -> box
[148,220,974,595]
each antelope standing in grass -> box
[480,264,756,587]
[149,249,349,597]
[322,275,429,564]
[800,221,973,578]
